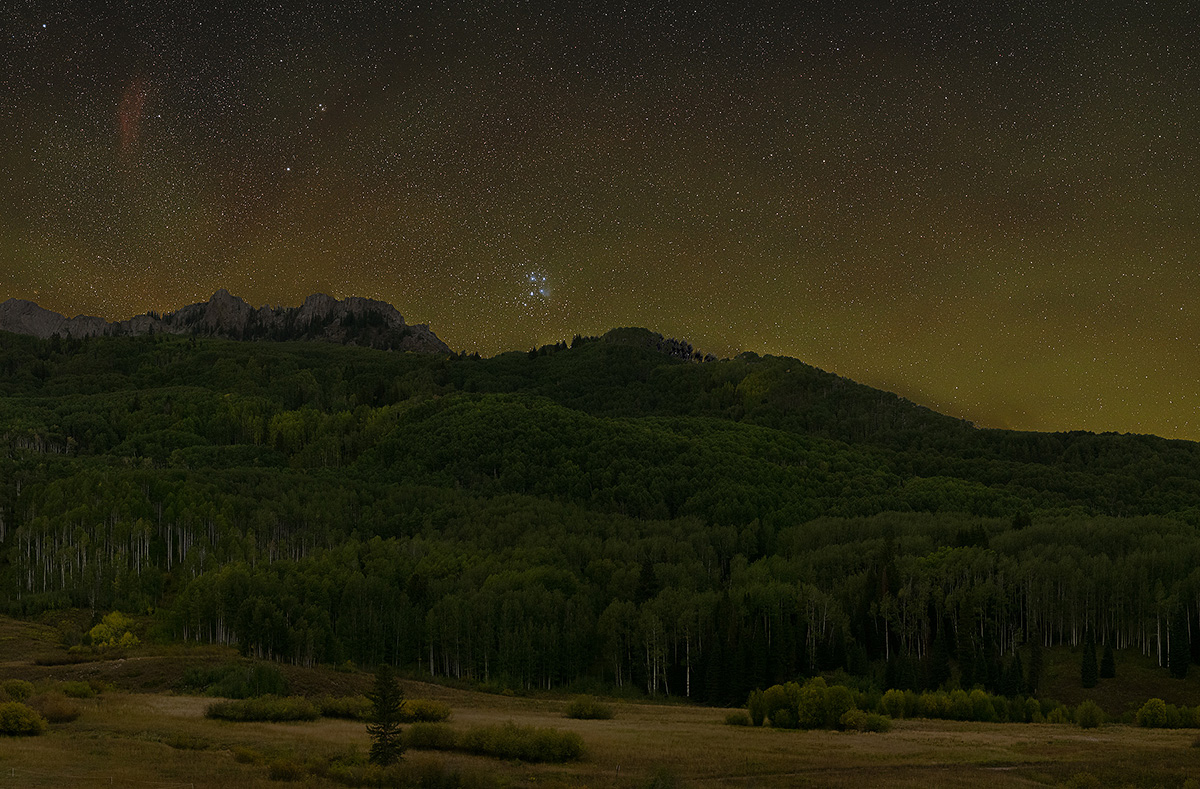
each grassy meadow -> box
[3,617,1200,787]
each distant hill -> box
[4,318,1200,703]
[0,290,451,353]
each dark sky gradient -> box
[3,2,1200,438]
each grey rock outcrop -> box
[0,291,451,354]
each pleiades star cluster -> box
[3,2,1199,438]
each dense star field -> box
[2,2,1199,438]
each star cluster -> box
[3,2,1200,439]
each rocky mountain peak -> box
[0,291,451,354]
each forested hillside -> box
[3,328,1200,703]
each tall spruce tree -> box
[1081,630,1098,689]
[1100,642,1116,679]
[1028,635,1044,695]
[1170,608,1191,680]
[367,663,405,766]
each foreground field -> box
[3,617,1200,787]
[3,681,1200,787]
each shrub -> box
[318,695,372,720]
[0,702,46,735]
[59,681,96,699]
[724,711,751,726]
[1137,698,1168,728]
[565,695,614,720]
[1,680,33,702]
[948,690,972,721]
[402,699,452,723]
[457,721,584,763]
[1047,705,1072,725]
[879,689,906,718]
[747,689,766,726]
[770,708,797,729]
[969,689,997,722]
[88,611,140,650]
[1075,700,1104,729]
[403,723,458,751]
[841,709,893,733]
[917,691,951,720]
[824,685,856,727]
[205,695,319,722]
[796,678,829,729]
[28,692,81,723]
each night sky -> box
[3,2,1200,439]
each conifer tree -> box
[1081,630,1098,689]
[1170,608,1191,680]
[367,663,405,766]
[1100,642,1116,679]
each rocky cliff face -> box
[0,290,451,354]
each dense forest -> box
[3,327,1200,703]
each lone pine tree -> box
[367,663,405,766]
[1081,630,1098,689]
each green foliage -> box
[1075,700,1104,729]
[402,721,582,763]
[59,681,96,699]
[181,663,288,699]
[456,721,584,763]
[367,664,405,766]
[0,702,47,735]
[724,710,751,726]
[839,709,892,732]
[204,695,319,722]
[402,723,458,751]
[14,333,1200,703]
[1137,698,1168,728]
[1,679,33,702]
[317,695,372,720]
[746,689,766,726]
[564,695,614,720]
[88,611,139,649]
[401,699,451,723]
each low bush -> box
[457,721,584,763]
[59,681,96,699]
[564,695,614,720]
[0,702,47,735]
[403,723,458,751]
[402,699,452,723]
[29,692,82,723]
[724,711,752,726]
[1076,700,1104,729]
[839,709,893,732]
[205,695,319,722]
[1,680,33,702]
[317,695,372,720]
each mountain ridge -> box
[0,290,451,353]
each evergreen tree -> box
[1027,635,1044,696]
[1081,630,1098,689]
[367,664,405,766]
[1100,642,1116,679]
[1170,608,1190,680]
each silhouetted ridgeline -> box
[1,326,1199,700]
